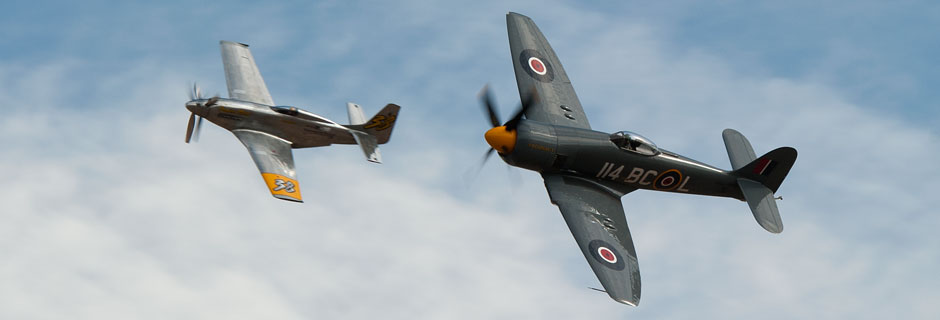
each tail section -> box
[350,130,381,163]
[722,129,798,233]
[344,103,400,163]
[345,104,400,144]
[347,102,367,125]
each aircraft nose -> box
[484,126,517,154]
[185,101,198,113]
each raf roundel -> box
[653,169,683,191]
[528,57,547,75]
[518,49,555,82]
[597,246,618,263]
[588,240,626,270]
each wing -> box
[542,173,641,305]
[507,12,591,129]
[220,40,275,106]
[232,129,302,202]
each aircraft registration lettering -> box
[638,170,658,185]
[596,163,624,180]
[596,162,692,192]
[624,167,644,183]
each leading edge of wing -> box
[232,129,303,202]
[542,173,641,305]
[506,12,591,129]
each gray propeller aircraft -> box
[185,41,400,202]
[479,13,797,306]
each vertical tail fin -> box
[722,129,798,233]
[345,104,400,144]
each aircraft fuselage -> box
[187,98,357,148]
[503,120,746,200]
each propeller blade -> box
[185,113,196,143]
[193,83,202,100]
[505,87,536,131]
[193,116,203,142]
[482,147,495,165]
[479,85,502,128]
[462,147,496,184]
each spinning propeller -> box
[185,83,218,143]
[477,85,535,165]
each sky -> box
[1,0,938,319]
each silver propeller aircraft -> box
[479,13,797,306]
[185,41,400,202]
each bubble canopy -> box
[610,131,660,156]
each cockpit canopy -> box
[610,131,660,156]
[271,106,299,116]
[270,106,334,124]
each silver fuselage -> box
[186,98,356,148]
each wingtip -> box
[506,12,531,20]
[762,223,784,234]
[220,40,250,47]
[616,298,639,307]
[273,194,304,203]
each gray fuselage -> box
[504,120,745,200]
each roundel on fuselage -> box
[653,169,683,191]
[519,49,555,82]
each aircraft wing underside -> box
[220,40,276,106]
[507,12,592,130]
[232,129,303,202]
[542,173,641,305]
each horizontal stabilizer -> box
[351,130,382,163]
[738,178,782,233]
[722,128,757,170]
[347,102,367,125]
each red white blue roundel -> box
[588,240,625,270]
[518,49,555,82]
[597,247,617,263]
[527,57,547,75]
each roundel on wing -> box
[653,169,683,191]
[588,240,625,271]
[518,49,555,82]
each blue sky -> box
[1,1,938,319]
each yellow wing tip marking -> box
[261,173,302,202]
